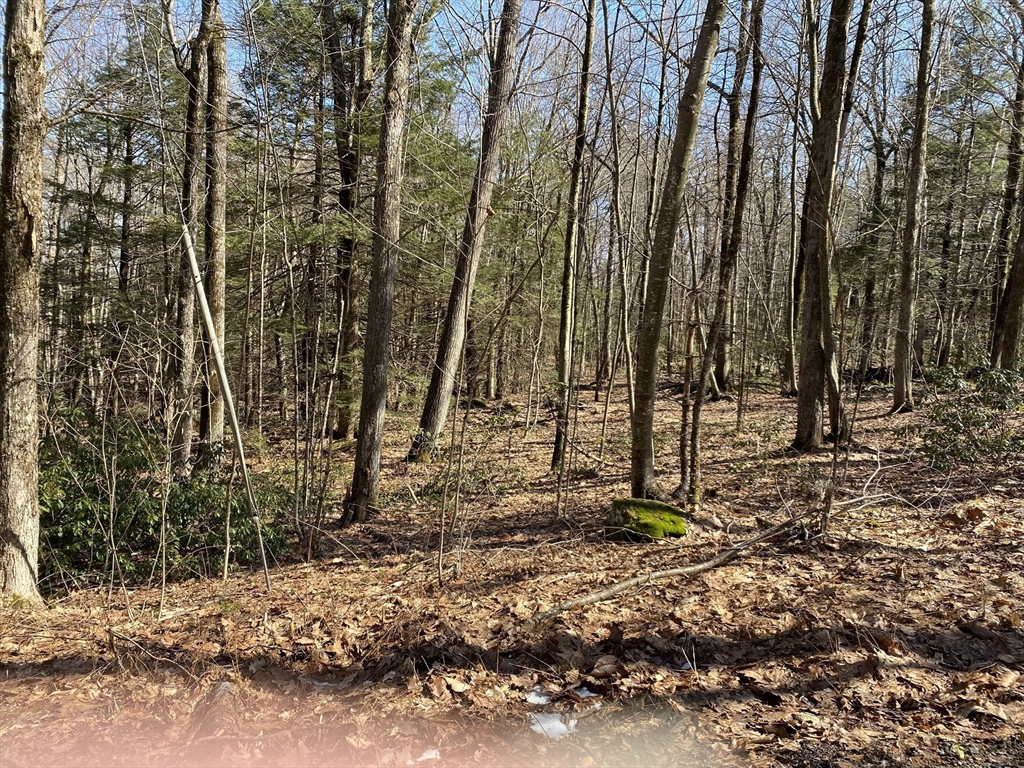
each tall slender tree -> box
[712,0,753,392]
[165,0,211,471]
[409,0,524,462]
[792,0,857,450]
[0,0,46,603]
[323,0,373,439]
[991,38,1024,368]
[200,0,228,445]
[892,0,934,413]
[551,0,598,472]
[631,0,727,499]
[688,0,764,507]
[345,0,418,523]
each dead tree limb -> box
[530,509,817,625]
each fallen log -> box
[530,508,817,625]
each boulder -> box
[605,498,687,542]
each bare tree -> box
[792,0,856,450]
[712,0,753,392]
[996,205,1024,369]
[409,0,524,462]
[687,0,764,507]
[164,0,211,471]
[892,0,934,413]
[344,0,418,522]
[631,0,727,499]
[323,0,373,439]
[991,34,1024,368]
[0,0,46,603]
[551,0,598,472]
[200,0,227,445]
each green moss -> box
[605,498,688,542]
[408,447,433,464]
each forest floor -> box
[2,382,1023,767]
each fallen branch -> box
[530,508,818,625]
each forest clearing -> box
[2,384,1023,767]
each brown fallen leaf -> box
[428,675,447,698]
[444,675,471,693]
[958,620,1002,643]
[591,655,618,678]
[788,711,822,729]
[957,699,1011,723]
[993,667,1020,690]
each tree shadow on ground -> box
[4,587,1021,768]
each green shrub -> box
[924,365,968,395]
[917,369,1023,471]
[39,408,292,592]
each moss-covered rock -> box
[605,498,687,542]
[408,447,433,464]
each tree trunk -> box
[990,43,1024,367]
[168,17,209,472]
[999,226,1024,369]
[552,0,598,472]
[344,0,417,523]
[858,134,889,373]
[781,10,807,397]
[688,0,763,508]
[892,0,933,413]
[201,0,227,446]
[323,0,373,439]
[630,0,727,499]
[119,123,134,295]
[409,0,523,461]
[712,0,752,393]
[0,0,45,604]
[792,0,856,450]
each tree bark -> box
[689,0,763,508]
[892,0,933,413]
[409,0,523,462]
[552,0,598,472]
[792,0,856,450]
[118,123,134,295]
[999,227,1024,369]
[0,0,46,604]
[630,0,727,499]
[780,9,808,397]
[858,133,889,373]
[323,0,373,439]
[344,0,417,523]
[168,12,210,472]
[712,0,752,393]
[991,42,1024,368]
[201,0,227,446]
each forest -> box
[1,0,1023,764]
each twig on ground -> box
[529,508,819,625]
[107,628,200,681]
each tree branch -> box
[530,508,818,625]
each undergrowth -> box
[38,408,292,593]
[914,368,1024,471]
